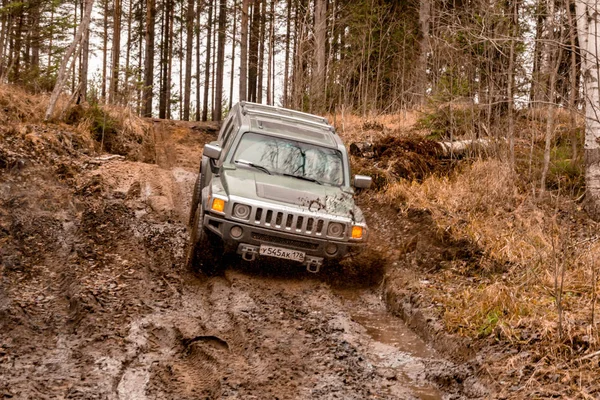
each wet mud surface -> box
[1,120,480,399]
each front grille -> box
[251,232,319,250]
[251,206,327,236]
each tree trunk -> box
[0,2,8,78]
[166,1,174,119]
[211,15,217,117]
[567,0,580,160]
[45,0,95,121]
[102,0,108,101]
[202,0,213,121]
[576,0,600,217]
[266,0,274,105]
[214,0,226,120]
[142,0,156,117]
[124,0,133,103]
[79,8,90,103]
[195,0,203,121]
[159,0,171,119]
[29,3,41,73]
[229,0,238,110]
[417,0,430,105]
[248,0,260,102]
[312,0,327,112]
[239,0,249,102]
[507,0,517,169]
[283,0,291,107]
[183,0,195,120]
[529,0,546,108]
[109,0,122,103]
[257,0,265,104]
[137,0,144,114]
[47,5,53,77]
[70,3,76,90]
[540,0,561,194]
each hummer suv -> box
[187,102,372,274]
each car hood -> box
[220,168,364,222]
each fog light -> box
[230,225,243,239]
[325,243,338,256]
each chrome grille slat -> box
[244,205,345,238]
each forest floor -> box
[0,92,487,399]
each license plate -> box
[259,245,305,262]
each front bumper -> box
[203,213,364,262]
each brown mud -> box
[1,117,485,399]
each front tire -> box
[188,161,205,227]
[187,204,223,276]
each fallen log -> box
[437,139,492,156]
[350,138,491,158]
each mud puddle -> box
[334,289,443,399]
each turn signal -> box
[351,226,363,239]
[211,198,226,213]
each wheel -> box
[188,160,206,227]
[188,173,202,226]
[187,203,223,276]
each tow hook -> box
[239,244,259,262]
[305,257,323,273]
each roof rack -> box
[240,102,335,133]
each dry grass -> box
[380,158,600,340]
[0,84,152,161]
[340,110,600,397]
[0,83,50,124]
[329,110,421,144]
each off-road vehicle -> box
[188,101,372,274]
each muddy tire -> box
[188,204,223,276]
[188,160,206,226]
[188,173,202,226]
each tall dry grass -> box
[378,158,600,343]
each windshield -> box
[232,132,345,186]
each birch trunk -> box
[576,1,600,217]
[44,0,94,121]
[312,0,327,113]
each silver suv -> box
[188,102,371,274]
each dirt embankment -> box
[0,104,486,399]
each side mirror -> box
[204,143,222,160]
[353,175,372,189]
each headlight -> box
[351,226,364,239]
[211,197,226,213]
[233,203,251,220]
[327,222,345,238]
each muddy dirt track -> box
[0,120,483,399]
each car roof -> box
[237,102,341,148]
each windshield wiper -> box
[235,159,272,175]
[283,173,322,185]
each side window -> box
[221,119,237,148]
[217,113,234,140]
[221,122,240,160]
